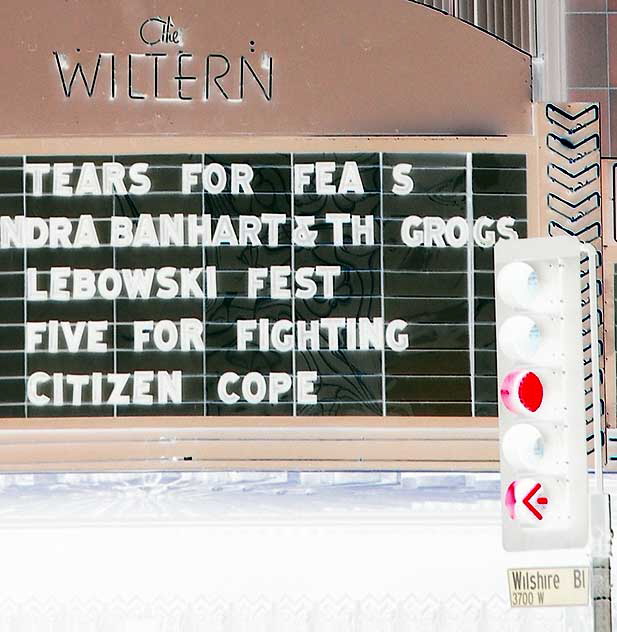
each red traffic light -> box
[500,370,544,414]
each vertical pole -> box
[533,0,566,102]
[591,489,612,632]
[581,244,612,632]
[592,551,612,632]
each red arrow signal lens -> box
[500,370,544,414]
[504,479,549,522]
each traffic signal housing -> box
[495,236,589,551]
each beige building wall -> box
[566,0,617,155]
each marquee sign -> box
[4,1,596,472]
[0,148,528,424]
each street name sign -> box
[507,567,589,608]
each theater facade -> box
[0,0,611,472]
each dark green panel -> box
[0,151,528,419]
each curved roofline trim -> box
[407,0,534,58]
